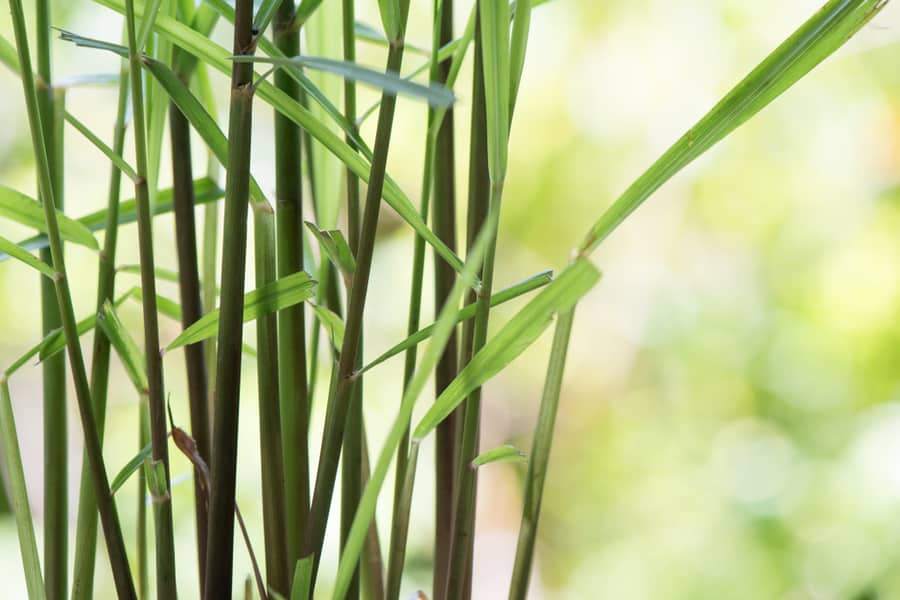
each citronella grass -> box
[35,0,67,593]
[1,2,892,600]
[301,0,413,587]
[273,0,311,586]
[204,0,256,595]
[340,2,364,598]
[169,38,212,588]
[70,56,130,600]
[430,1,460,595]
[6,0,136,596]
[123,0,179,594]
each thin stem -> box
[446,15,493,600]
[7,0,137,595]
[36,2,67,593]
[71,57,130,600]
[124,0,178,594]
[137,394,151,599]
[301,3,412,588]
[386,440,420,600]
[340,3,362,598]
[252,202,290,595]
[273,0,310,582]
[169,95,211,595]
[508,308,575,600]
[203,0,256,594]
[0,380,46,600]
[385,83,435,600]
[430,2,459,597]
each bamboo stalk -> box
[508,308,574,600]
[273,0,311,582]
[203,0,257,594]
[7,0,137,595]
[446,12,492,599]
[70,57,130,600]
[301,1,413,588]
[169,96,212,595]
[35,5,67,595]
[430,2,459,597]
[340,3,362,598]
[123,0,178,594]
[251,202,291,595]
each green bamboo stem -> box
[360,427,386,600]
[71,57,130,600]
[35,3,67,598]
[273,0,311,581]
[252,201,291,596]
[124,0,178,594]
[446,15,492,600]
[508,307,574,600]
[0,380,46,600]
[196,61,220,418]
[137,393,151,599]
[169,96,212,595]
[7,0,137,595]
[385,440,419,600]
[430,3,459,596]
[301,2,412,588]
[340,3,362,597]
[385,96,434,600]
[203,0,256,594]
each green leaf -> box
[110,441,152,494]
[166,272,317,351]
[117,264,181,284]
[291,0,325,30]
[310,303,344,351]
[333,195,500,600]
[64,110,138,182]
[56,28,128,57]
[0,236,56,278]
[471,444,527,468]
[305,221,355,285]
[354,20,429,55]
[413,257,601,440]
[97,301,149,394]
[231,55,455,107]
[359,270,553,375]
[90,0,466,275]
[290,556,314,600]
[579,0,891,254]
[6,288,137,376]
[0,186,98,250]
[7,178,223,259]
[479,0,511,181]
[0,34,20,72]
[0,381,46,600]
[377,0,401,41]
[508,0,532,114]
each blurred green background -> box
[3,0,900,597]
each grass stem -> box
[124,0,179,593]
[7,0,136,594]
[302,2,412,588]
[203,0,257,594]
[273,0,311,583]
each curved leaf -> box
[413,258,600,440]
[166,272,317,351]
[0,236,56,278]
[579,0,891,254]
[0,186,98,250]
[231,54,455,107]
